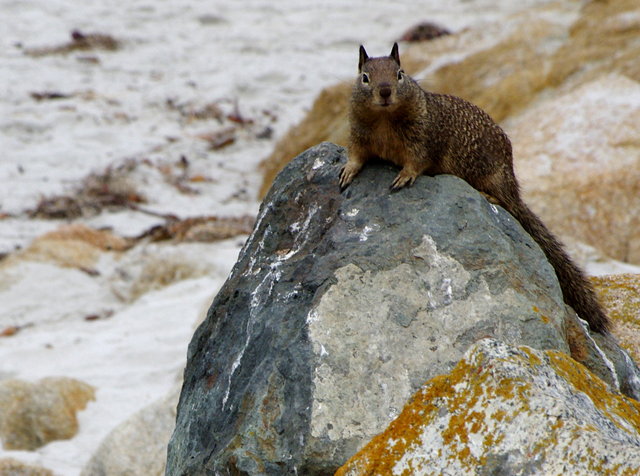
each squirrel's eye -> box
[397,70,404,80]
[362,73,370,84]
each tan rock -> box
[0,458,55,476]
[592,274,640,363]
[80,386,179,476]
[40,224,130,251]
[0,377,95,451]
[522,163,640,264]
[506,75,640,263]
[5,224,130,270]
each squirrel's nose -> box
[379,84,392,99]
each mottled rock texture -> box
[0,458,55,476]
[0,377,95,451]
[81,386,179,476]
[509,74,640,264]
[2,224,129,270]
[167,143,638,475]
[593,274,640,363]
[337,339,640,476]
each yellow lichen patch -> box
[591,274,640,326]
[335,357,474,476]
[520,345,543,367]
[531,305,551,324]
[591,274,640,362]
[338,342,640,475]
[334,372,452,475]
[336,347,540,475]
[546,350,640,435]
[491,409,507,422]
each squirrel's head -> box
[356,43,407,111]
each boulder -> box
[0,458,54,476]
[508,74,640,264]
[81,385,179,476]
[336,339,640,476]
[593,274,640,363]
[109,243,223,303]
[0,377,95,451]
[3,224,130,271]
[166,143,638,474]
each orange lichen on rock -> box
[547,350,640,435]
[336,345,535,475]
[337,339,640,475]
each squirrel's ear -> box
[390,42,400,66]
[358,45,369,72]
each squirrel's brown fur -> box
[340,43,610,333]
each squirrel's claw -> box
[339,163,363,190]
[338,168,351,190]
[390,171,417,191]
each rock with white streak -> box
[166,143,639,475]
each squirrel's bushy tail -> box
[506,199,610,333]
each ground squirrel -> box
[340,43,610,333]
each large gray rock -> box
[166,142,637,475]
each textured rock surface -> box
[167,143,636,475]
[0,458,55,476]
[2,224,130,270]
[336,339,640,476]
[81,385,179,476]
[0,377,95,451]
[593,274,640,363]
[509,75,640,264]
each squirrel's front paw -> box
[390,170,418,190]
[339,163,362,190]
